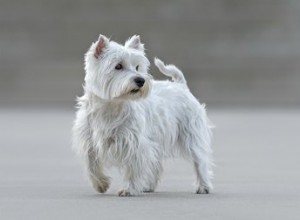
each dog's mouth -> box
[130,88,140,94]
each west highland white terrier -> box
[73,34,213,196]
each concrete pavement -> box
[0,108,299,220]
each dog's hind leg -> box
[189,135,213,194]
[179,118,213,194]
[193,158,212,194]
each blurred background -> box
[1,1,300,220]
[1,0,299,108]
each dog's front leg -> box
[86,147,110,193]
[73,111,110,193]
[118,162,144,197]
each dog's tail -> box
[154,58,186,84]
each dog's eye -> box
[136,65,139,71]
[115,64,123,70]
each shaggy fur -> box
[72,34,213,196]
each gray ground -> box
[0,108,299,220]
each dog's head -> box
[84,34,152,101]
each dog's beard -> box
[111,80,151,101]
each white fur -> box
[72,35,213,196]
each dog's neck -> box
[84,91,132,119]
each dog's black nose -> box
[134,77,145,88]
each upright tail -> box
[154,58,186,84]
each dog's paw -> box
[118,189,131,197]
[143,188,155,193]
[91,177,110,193]
[196,185,210,194]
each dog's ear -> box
[94,35,109,58]
[125,35,144,52]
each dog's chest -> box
[90,112,139,150]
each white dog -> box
[73,34,213,196]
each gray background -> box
[1,0,300,107]
[1,1,300,220]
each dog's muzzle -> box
[134,77,145,88]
